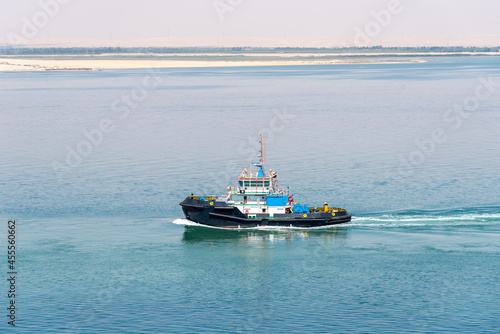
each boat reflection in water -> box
[181,224,349,245]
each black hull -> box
[180,197,351,229]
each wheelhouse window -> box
[241,179,270,187]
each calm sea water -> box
[1,57,500,333]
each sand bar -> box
[0,55,430,71]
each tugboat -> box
[179,136,351,228]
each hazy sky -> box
[2,0,500,47]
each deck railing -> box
[229,186,287,196]
[188,195,218,201]
[238,171,268,178]
[307,207,346,213]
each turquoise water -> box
[1,57,500,333]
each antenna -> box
[259,134,266,167]
[253,134,266,177]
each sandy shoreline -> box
[0,55,428,71]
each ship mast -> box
[254,134,266,177]
[259,134,265,168]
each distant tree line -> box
[1,45,499,55]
